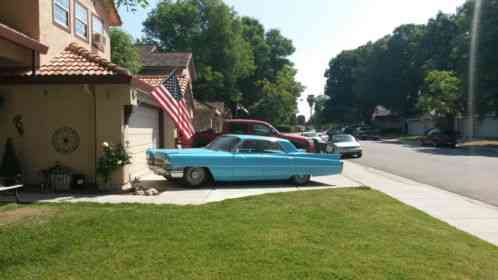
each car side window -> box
[229,123,249,134]
[238,140,257,153]
[252,124,273,136]
[261,141,286,154]
[237,140,285,154]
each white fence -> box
[407,116,498,138]
[455,116,498,138]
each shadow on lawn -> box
[141,179,333,192]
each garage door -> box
[127,105,161,180]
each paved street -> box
[354,140,498,206]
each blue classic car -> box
[146,135,343,187]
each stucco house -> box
[193,101,226,133]
[0,0,183,190]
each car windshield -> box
[206,136,240,152]
[332,135,355,142]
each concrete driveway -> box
[4,174,360,205]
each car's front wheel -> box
[291,175,311,186]
[183,167,207,187]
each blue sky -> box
[119,0,465,117]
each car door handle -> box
[288,157,295,160]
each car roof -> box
[224,134,289,143]
[333,134,355,138]
[226,119,272,126]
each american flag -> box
[151,72,195,143]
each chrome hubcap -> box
[294,175,310,184]
[192,171,201,180]
[188,168,205,185]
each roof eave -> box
[131,76,154,93]
[0,23,48,54]
[102,0,122,26]
[0,74,131,85]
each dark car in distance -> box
[420,129,460,148]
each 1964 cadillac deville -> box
[146,135,343,187]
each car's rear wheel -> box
[184,167,207,187]
[291,175,311,186]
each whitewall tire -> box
[291,175,311,186]
[184,167,207,187]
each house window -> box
[92,15,106,49]
[74,1,89,40]
[92,15,104,35]
[53,0,70,29]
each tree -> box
[323,50,360,123]
[306,95,315,117]
[417,70,463,128]
[383,24,426,117]
[238,17,271,107]
[310,95,329,126]
[296,115,306,126]
[110,28,142,74]
[264,29,295,82]
[115,0,149,11]
[143,0,301,123]
[143,0,255,106]
[249,66,304,125]
[237,19,298,109]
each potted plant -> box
[96,142,131,189]
[43,163,73,192]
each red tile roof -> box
[34,43,130,76]
[177,73,190,93]
[136,75,168,87]
[137,45,193,68]
[137,71,190,94]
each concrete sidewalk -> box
[342,161,498,246]
[1,174,359,206]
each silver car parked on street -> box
[326,134,362,158]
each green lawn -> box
[1,188,497,279]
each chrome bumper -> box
[147,158,184,178]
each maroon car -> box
[192,119,316,152]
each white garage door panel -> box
[128,105,160,179]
